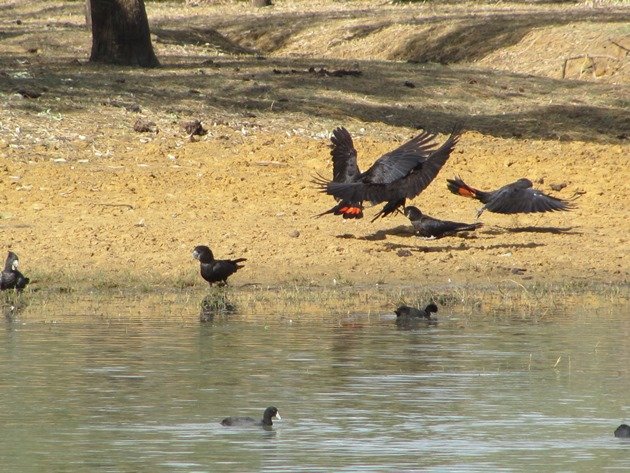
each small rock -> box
[403,81,416,88]
[133,117,156,133]
[397,249,412,257]
[550,182,567,192]
[289,230,300,238]
[181,119,207,137]
[126,103,141,113]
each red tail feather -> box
[339,205,363,219]
[447,177,479,199]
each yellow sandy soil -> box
[0,1,628,291]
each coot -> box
[221,406,281,429]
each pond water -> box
[1,294,628,472]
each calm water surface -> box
[1,295,628,472]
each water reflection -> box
[395,316,439,331]
[2,295,29,322]
[0,295,628,472]
[199,292,237,322]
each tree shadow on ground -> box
[160,5,628,62]
[1,52,625,142]
[0,3,627,143]
[152,27,254,55]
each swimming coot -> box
[192,245,246,286]
[614,423,630,438]
[395,303,438,320]
[221,406,281,429]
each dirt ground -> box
[0,0,628,292]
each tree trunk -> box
[85,0,91,28]
[89,0,159,68]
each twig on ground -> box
[609,39,629,53]
[95,203,134,210]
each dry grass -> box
[4,278,627,323]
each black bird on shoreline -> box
[404,206,483,239]
[0,251,30,292]
[395,303,438,320]
[221,406,281,429]
[192,245,246,286]
[316,125,462,221]
[447,176,574,218]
